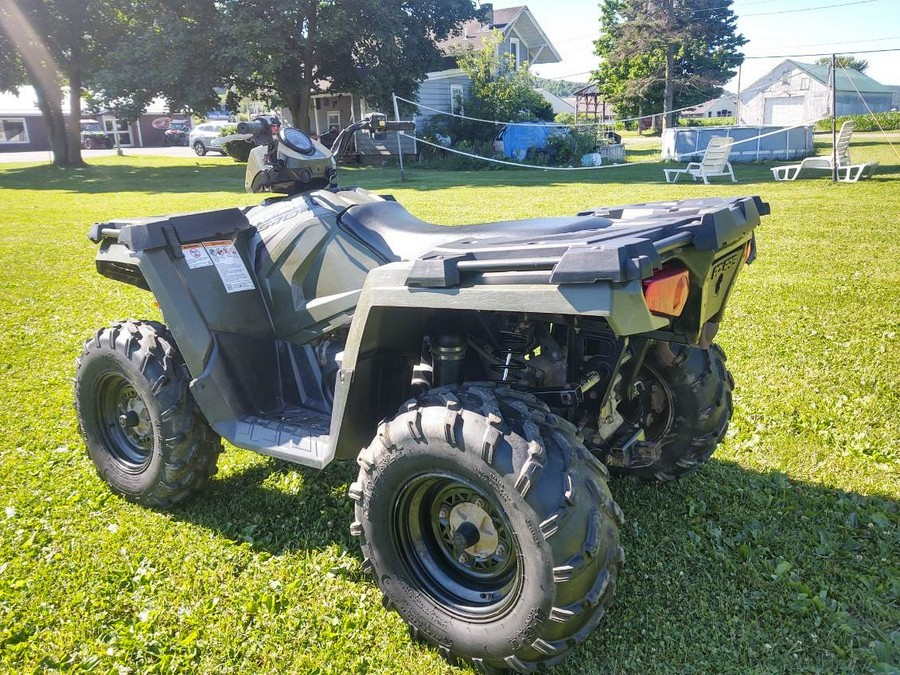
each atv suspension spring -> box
[491,330,529,382]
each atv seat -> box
[339,201,613,261]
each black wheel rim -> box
[394,472,521,620]
[94,372,153,470]
[622,362,675,441]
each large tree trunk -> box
[286,90,311,133]
[34,85,69,166]
[65,53,86,167]
[0,0,70,166]
[20,59,71,166]
[291,7,317,134]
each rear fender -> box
[328,263,669,459]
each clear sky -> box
[491,0,900,92]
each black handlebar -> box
[381,121,416,132]
[237,120,266,135]
[238,115,281,146]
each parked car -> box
[79,119,113,150]
[188,121,230,156]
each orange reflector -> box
[643,268,690,317]
[744,240,753,263]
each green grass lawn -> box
[0,135,897,674]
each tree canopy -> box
[0,0,132,166]
[88,1,225,122]
[594,0,746,129]
[216,0,480,131]
[1,0,480,164]
[815,55,869,74]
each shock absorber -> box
[431,333,467,386]
[491,330,529,382]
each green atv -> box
[79,119,113,150]
[75,114,766,672]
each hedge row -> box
[677,117,736,127]
[814,112,900,132]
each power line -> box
[741,0,878,17]
[535,69,593,81]
[753,35,900,50]
[690,0,877,16]
[744,46,900,58]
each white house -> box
[535,88,575,116]
[681,94,736,120]
[738,59,893,126]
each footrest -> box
[227,408,332,468]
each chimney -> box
[482,3,494,26]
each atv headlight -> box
[279,128,315,156]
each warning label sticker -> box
[181,244,213,269]
[202,240,256,293]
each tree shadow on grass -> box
[172,457,359,555]
[168,452,898,673]
[0,162,248,194]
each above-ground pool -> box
[662,125,814,162]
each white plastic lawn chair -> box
[771,121,878,182]
[664,136,737,185]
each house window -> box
[509,37,521,69]
[0,118,28,143]
[800,77,810,90]
[327,111,341,130]
[450,84,464,115]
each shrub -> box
[417,133,508,171]
[545,129,599,166]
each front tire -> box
[604,342,733,482]
[83,137,94,150]
[193,141,206,156]
[74,320,222,508]
[350,384,624,673]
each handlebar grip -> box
[237,120,266,135]
[382,121,416,132]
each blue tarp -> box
[501,122,558,159]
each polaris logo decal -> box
[711,251,741,295]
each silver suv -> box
[188,121,230,156]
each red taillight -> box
[643,268,690,317]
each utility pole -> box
[831,54,837,183]
[662,0,675,132]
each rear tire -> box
[350,383,624,673]
[193,141,206,156]
[74,320,221,508]
[604,342,733,482]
